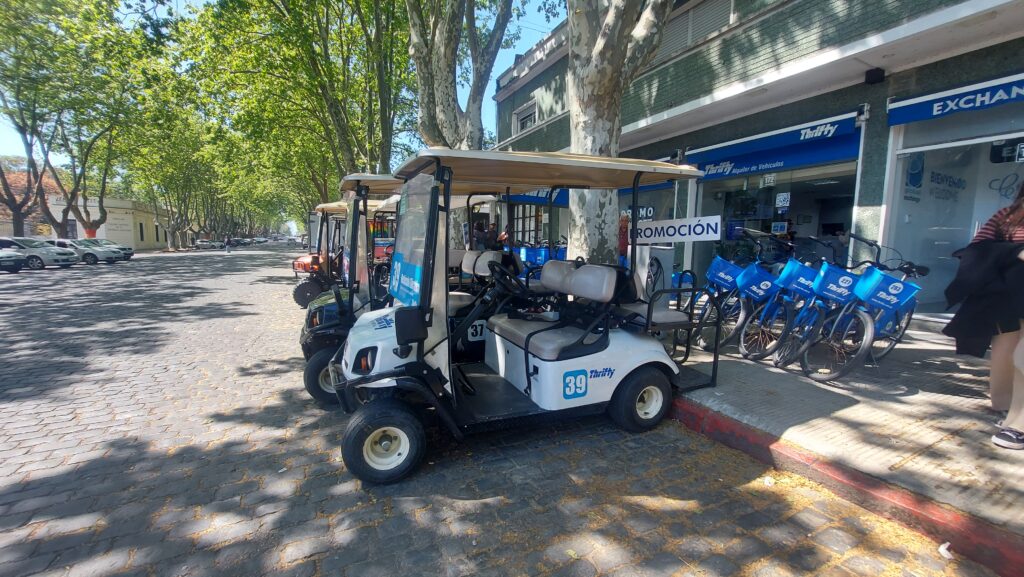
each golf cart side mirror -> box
[394,306,428,346]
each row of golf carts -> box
[292,149,720,484]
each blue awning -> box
[685,113,861,181]
[888,71,1024,126]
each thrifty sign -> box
[634,216,722,243]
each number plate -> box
[563,370,588,399]
[467,320,486,342]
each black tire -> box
[774,301,827,368]
[293,279,323,308]
[26,256,45,270]
[83,253,98,265]
[800,308,875,382]
[341,399,426,484]
[607,366,672,432]
[739,298,794,361]
[870,308,913,364]
[695,291,748,352]
[303,348,340,405]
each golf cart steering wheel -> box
[488,261,529,295]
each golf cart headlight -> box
[352,347,377,375]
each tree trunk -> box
[565,70,625,265]
[11,211,25,236]
[563,0,672,265]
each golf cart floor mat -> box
[454,362,542,423]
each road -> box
[0,246,994,577]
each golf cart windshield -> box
[389,174,434,307]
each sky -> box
[0,2,557,159]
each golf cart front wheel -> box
[303,348,340,405]
[342,399,426,484]
[293,279,323,308]
[608,367,672,432]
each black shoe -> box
[992,428,1024,450]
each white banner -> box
[634,215,721,244]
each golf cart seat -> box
[487,263,617,361]
[616,271,693,329]
[450,251,501,312]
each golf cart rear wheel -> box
[608,367,671,432]
[293,279,323,308]
[303,348,340,405]
[342,399,425,484]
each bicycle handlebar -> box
[847,232,882,264]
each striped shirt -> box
[973,206,1024,243]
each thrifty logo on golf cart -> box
[372,317,394,330]
[633,216,721,244]
[562,368,615,400]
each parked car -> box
[0,237,79,269]
[0,246,27,273]
[85,238,134,260]
[253,237,268,244]
[46,239,122,265]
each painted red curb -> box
[670,397,1024,577]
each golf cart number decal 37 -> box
[563,370,588,399]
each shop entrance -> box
[694,162,857,274]
[886,92,1024,312]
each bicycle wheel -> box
[739,297,794,361]
[773,301,826,368]
[800,307,875,382]
[696,290,748,351]
[870,307,913,363]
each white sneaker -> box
[992,428,1024,450]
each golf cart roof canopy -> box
[394,149,702,193]
[340,173,404,194]
[313,201,349,214]
[376,194,402,213]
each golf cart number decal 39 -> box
[563,370,588,399]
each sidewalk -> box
[671,329,1024,576]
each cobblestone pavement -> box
[0,248,997,577]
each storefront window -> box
[694,162,857,276]
[888,142,1022,311]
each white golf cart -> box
[330,149,718,484]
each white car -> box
[0,247,27,273]
[46,239,122,265]
[196,239,225,249]
[0,237,79,269]
[85,238,134,260]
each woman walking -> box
[945,181,1024,449]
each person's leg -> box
[990,330,1019,411]
[993,322,1024,449]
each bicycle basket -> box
[853,266,921,311]
[774,258,817,298]
[706,256,743,291]
[811,262,859,304]
[736,264,780,302]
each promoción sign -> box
[634,215,721,244]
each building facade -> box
[46,197,175,251]
[494,0,1024,312]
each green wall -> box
[497,0,971,146]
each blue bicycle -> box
[798,234,927,381]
